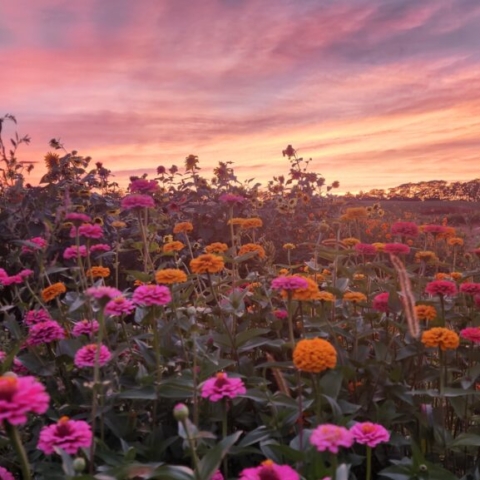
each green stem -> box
[366,446,372,480]
[181,419,201,480]
[5,422,31,480]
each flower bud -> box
[73,457,86,472]
[173,403,189,421]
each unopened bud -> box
[173,403,189,421]
[73,457,86,472]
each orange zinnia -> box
[41,282,66,302]
[190,254,225,274]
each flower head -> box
[163,241,185,253]
[425,280,457,297]
[86,286,122,301]
[460,283,480,295]
[38,416,93,455]
[21,236,47,254]
[421,224,449,235]
[310,424,354,454]
[41,283,66,302]
[27,320,65,346]
[72,320,100,337]
[74,344,112,368]
[132,285,172,306]
[86,266,110,279]
[190,254,225,274]
[63,245,87,260]
[77,224,103,239]
[200,372,246,402]
[121,194,155,210]
[239,459,299,480]
[354,243,377,256]
[460,327,480,344]
[421,327,460,350]
[391,221,419,237]
[0,375,49,425]
[372,292,389,313]
[173,222,194,234]
[238,243,266,259]
[0,466,14,480]
[205,242,228,254]
[155,269,188,284]
[219,193,245,205]
[350,422,390,447]
[90,243,111,253]
[343,291,367,303]
[293,338,337,373]
[65,212,91,224]
[129,178,159,194]
[415,305,437,321]
[271,275,309,291]
[24,309,52,326]
[240,218,263,229]
[105,296,136,316]
[384,243,411,255]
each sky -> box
[1,0,480,193]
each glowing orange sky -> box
[2,0,480,193]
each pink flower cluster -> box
[354,243,377,256]
[86,286,122,300]
[72,320,100,337]
[391,221,419,237]
[425,280,457,296]
[90,243,111,253]
[384,243,410,255]
[70,223,103,239]
[132,285,171,306]
[0,268,33,286]
[271,275,309,291]
[421,224,448,235]
[38,416,93,455]
[239,460,299,480]
[129,178,159,194]
[74,344,112,368]
[200,372,246,402]
[21,236,47,254]
[273,309,288,319]
[27,321,65,346]
[0,351,28,376]
[310,422,390,453]
[63,245,87,260]
[65,212,91,224]
[219,193,245,205]
[372,292,389,313]
[121,194,155,210]
[460,283,480,295]
[0,375,50,425]
[460,327,480,344]
[0,466,14,480]
[24,309,52,326]
[105,296,135,316]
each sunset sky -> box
[2,0,480,193]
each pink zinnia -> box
[1,274,24,286]
[200,372,246,402]
[74,344,112,368]
[354,243,377,256]
[90,243,111,253]
[27,321,65,346]
[350,422,390,448]
[105,296,135,316]
[38,416,93,455]
[425,280,457,297]
[63,245,87,260]
[271,276,309,291]
[132,285,171,307]
[0,351,28,376]
[129,178,159,194]
[72,319,100,337]
[219,193,245,205]
[19,269,34,279]
[422,224,448,235]
[121,194,155,210]
[24,309,52,326]
[273,309,288,319]
[384,243,410,255]
[391,222,419,238]
[86,286,122,300]
[0,466,14,480]
[211,471,224,480]
[372,292,389,313]
[239,459,299,480]
[460,283,480,295]
[0,375,49,425]
[310,424,354,454]
[78,223,103,239]
[65,212,91,224]
[475,295,480,308]
[21,236,47,254]
[460,327,480,344]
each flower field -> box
[2,128,480,479]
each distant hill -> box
[346,179,480,202]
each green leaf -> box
[319,369,343,400]
[237,426,272,448]
[197,431,242,480]
[118,386,157,400]
[234,328,270,348]
[449,432,480,448]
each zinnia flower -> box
[343,237,360,247]
[173,222,194,234]
[0,351,28,376]
[38,416,93,455]
[86,286,122,300]
[155,269,188,284]
[288,277,322,301]
[129,178,158,194]
[293,338,337,373]
[460,327,480,344]
[163,241,185,253]
[240,218,263,229]
[90,243,111,253]
[343,291,367,303]
[41,283,66,302]
[372,292,389,313]
[190,254,225,274]
[211,471,224,480]
[72,320,100,337]
[104,296,135,316]
[317,291,336,302]
[425,280,457,296]
[27,320,65,346]
[132,285,171,306]
[205,242,229,254]
[273,309,288,319]
[77,224,103,239]
[219,193,245,205]
[200,372,246,402]
[74,344,112,368]
[239,459,299,480]
[421,327,460,350]
[420,224,448,235]
[460,283,480,295]
[350,422,390,447]
[415,251,438,263]
[21,236,47,254]
[0,375,49,425]
[24,309,52,326]
[0,466,14,480]
[384,243,411,255]
[63,245,87,260]
[271,276,309,291]
[310,424,354,454]
[415,305,437,321]
[238,243,266,259]
[65,212,91,224]
[391,221,419,238]
[121,194,155,210]
[86,266,110,278]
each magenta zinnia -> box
[74,344,112,368]
[132,285,172,307]
[372,292,389,313]
[38,416,93,455]
[271,275,309,291]
[310,424,354,454]
[391,221,419,237]
[72,320,100,338]
[121,194,155,210]
[200,372,246,402]
[0,375,49,425]
[24,309,52,326]
[27,320,65,346]
[384,243,410,255]
[460,327,480,344]
[425,280,457,296]
[460,283,480,295]
[350,422,390,447]
[239,459,299,480]
[354,243,377,256]
[105,296,135,316]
